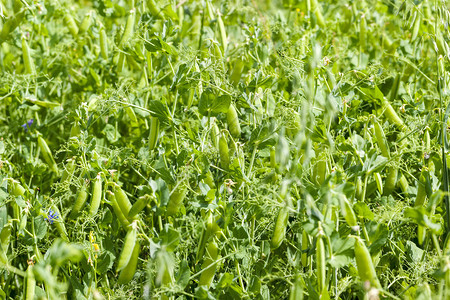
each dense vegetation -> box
[1,0,450,299]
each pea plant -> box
[1,0,450,299]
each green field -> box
[0,0,449,299]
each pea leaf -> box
[198,89,231,116]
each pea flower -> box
[45,209,58,224]
[21,119,34,132]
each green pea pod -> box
[316,234,326,293]
[117,223,137,271]
[227,104,241,138]
[19,210,27,232]
[70,183,88,218]
[166,183,187,216]
[119,10,135,48]
[22,37,35,74]
[397,174,409,193]
[149,117,159,151]
[128,195,150,219]
[0,223,11,253]
[147,0,164,19]
[270,206,289,250]
[415,168,428,207]
[359,15,367,50]
[61,157,76,183]
[203,170,215,189]
[0,11,25,42]
[37,135,59,175]
[373,118,389,158]
[118,240,140,284]
[11,180,25,197]
[340,196,358,228]
[374,172,383,195]
[106,190,130,228]
[310,0,325,28]
[51,205,69,242]
[411,11,421,41]
[79,11,92,34]
[113,184,132,219]
[382,100,405,130]
[198,240,219,287]
[99,27,109,60]
[301,230,309,268]
[64,14,79,37]
[354,236,381,288]
[314,155,327,185]
[383,166,398,196]
[125,106,139,127]
[219,132,230,169]
[25,265,35,300]
[89,174,102,217]
[217,12,227,53]
[210,120,220,149]
[196,212,220,262]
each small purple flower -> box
[45,209,58,224]
[21,119,34,132]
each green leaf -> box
[353,202,374,220]
[198,89,231,116]
[148,100,171,124]
[176,259,190,289]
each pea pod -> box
[64,14,79,37]
[166,183,187,216]
[354,236,381,288]
[113,184,132,219]
[106,190,130,228]
[147,0,164,19]
[397,174,409,193]
[198,240,219,287]
[128,195,150,219]
[210,120,220,149]
[61,157,76,183]
[374,172,383,195]
[37,135,59,175]
[310,0,325,28]
[117,223,137,271]
[359,15,367,50]
[99,27,109,60]
[89,174,102,217]
[301,230,309,268]
[314,154,327,185]
[22,37,36,74]
[0,223,11,253]
[119,10,135,48]
[270,206,289,250]
[227,104,241,138]
[0,11,25,42]
[383,166,398,196]
[70,182,88,218]
[340,196,358,228]
[51,205,69,242]
[217,12,227,53]
[411,11,421,41]
[79,11,92,34]
[118,240,140,284]
[25,265,35,300]
[373,118,389,158]
[316,232,326,293]
[382,100,405,130]
[219,132,230,169]
[148,117,159,150]
[11,180,25,197]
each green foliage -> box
[1,0,450,299]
